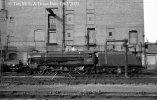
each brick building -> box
[2,0,144,63]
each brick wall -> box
[4,0,144,61]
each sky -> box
[144,0,157,42]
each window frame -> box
[34,29,45,42]
[65,29,73,41]
[109,32,112,36]
[87,28,96,46]
[10,17,14,23]
[86,13,95,25]
[129,30,138,45]
[48,14,56,29]
[66,13,74,25]
[87,0,94,10]
[47,14,57,45]
[47,29,57,45]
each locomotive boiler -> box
[27,51,95,75]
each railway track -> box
[2,71,157,77]
[1,74,157,85]
[0,91,157,99]
[1,73,157,100]
[0,71,157,86]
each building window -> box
[147,55,156,70]
[147,55,156,65]
[65,29,73,46]
[87,13,94,25]
[109,32,112,36]
[89,17,92,21]
[107,28,115,39]
[48,15,56,30]
[129,30,138,44]
[68,17,71,21]
[48,10,57,44]
[67,33,71,37]
[66,13,74,25]
[48,30,57,44]
[34,29,45,42]
[87,0,94,9]
[10,17,14,23]
[87,28,96,45]
[66,30,73,40]
[65,40,73,46]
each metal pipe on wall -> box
[62,0,65,51]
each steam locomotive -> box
[26,50,143,75]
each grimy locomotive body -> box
[27,50,143,75]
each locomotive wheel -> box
[45,67,55,75]
[106,68,112,74]
[63,67,68,71]
[37,66,47,75]
[61,67,73,76]
[62,71,71,76]
[37,69,45,75]
[76,70,87,75]
[23,67,30,74]
[75,66,88,75]
[117,67,122,74]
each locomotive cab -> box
[83,51,95,65]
